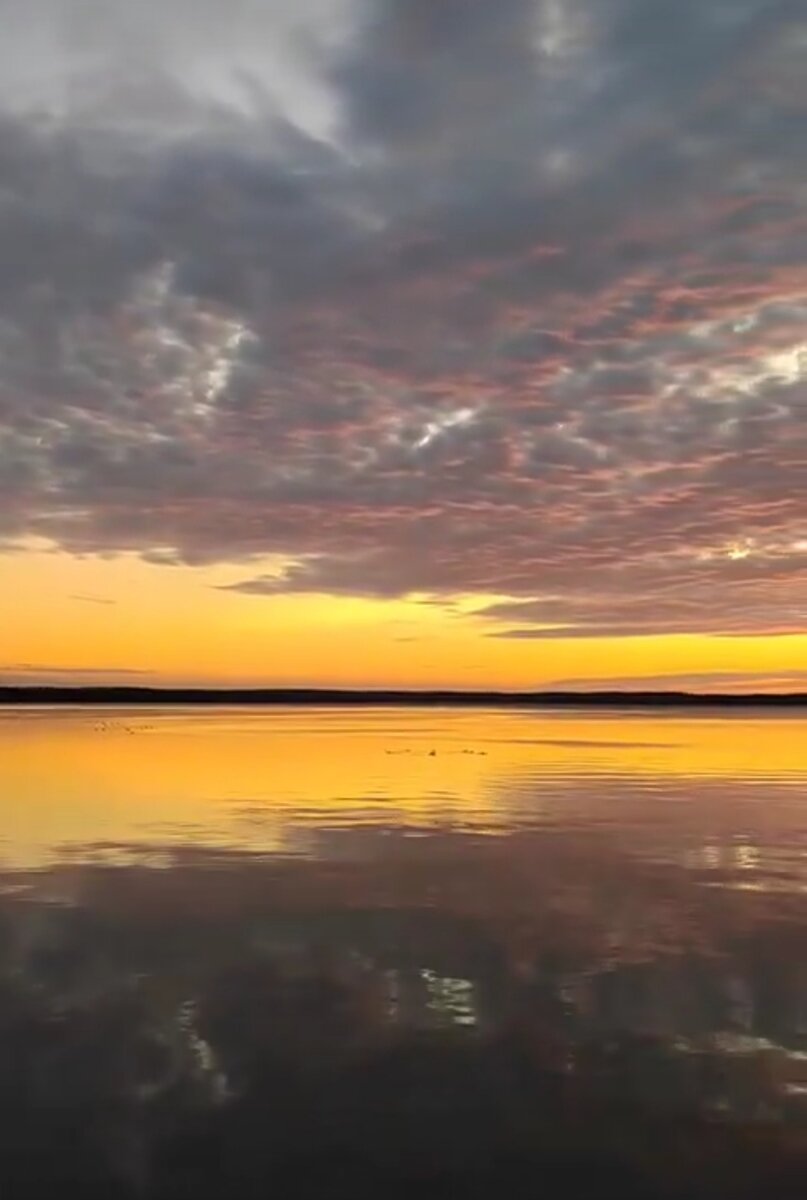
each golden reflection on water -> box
[0,706,804,870]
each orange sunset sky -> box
[3,544,805,690]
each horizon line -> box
[0,685,805,708]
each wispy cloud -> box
[546,670,807,692]
[0,664,153,678]
[485,624,806,640]
[69,594,117,606]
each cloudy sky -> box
[0,0,805,689]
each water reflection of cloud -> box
[5,825,807,1195]
[2,829,806,1113]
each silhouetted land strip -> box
[0,686,805,707]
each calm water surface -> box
[0,706,805,1197]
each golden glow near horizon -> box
[2,543,805,691]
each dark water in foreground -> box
[0,706,805,1197]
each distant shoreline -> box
[0,687,805,708]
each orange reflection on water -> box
[1,706,806,872]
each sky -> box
[0,0,805,691]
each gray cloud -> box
[0,0,805,636]
[488,624,805,639]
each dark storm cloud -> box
[0,0,805,635]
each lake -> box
[0,706,805,1197]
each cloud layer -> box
[0,0,805,637]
